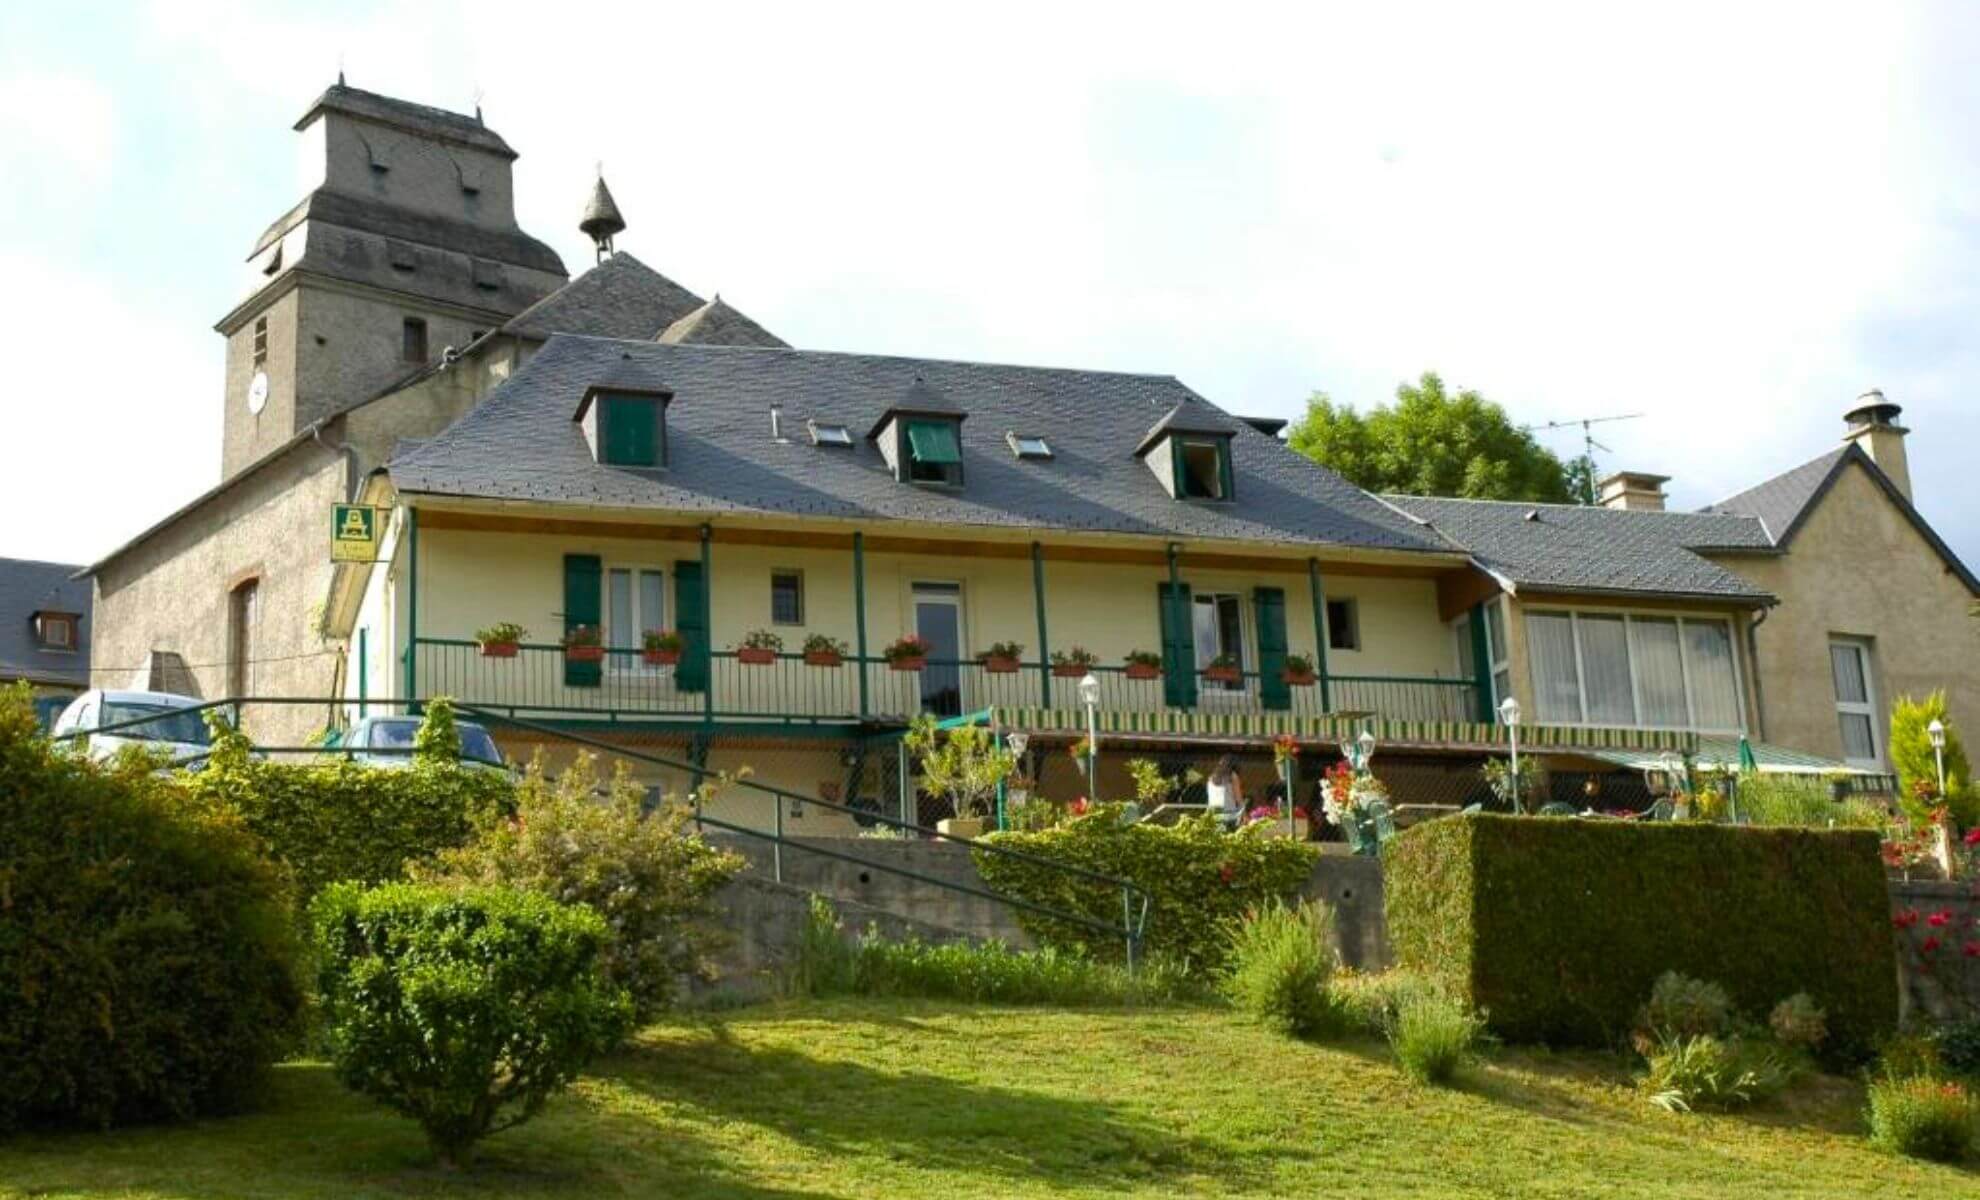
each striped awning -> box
[983,707,1697,755]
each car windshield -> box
[367,720,502,766]
[101,702,211,746]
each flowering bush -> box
[882,634,931,663]
[1867,1073,1977,1162]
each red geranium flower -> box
[1894,908,1920,929]
[1069,797,1089,816]
[1922,935,1943,954]
[1965,941,1980,959]
[1929,909,1952,928]
[1965,827,1980,847]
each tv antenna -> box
[1520,413,1644,504]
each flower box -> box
[936,816,987,840]
[642,649,680,666]
[981,656,1022,674]
[478,641,519,659]
[803,650,844,667]
[1203,665,1241,684]
[737,647,778,666]
[889,657,927,673]
[1124,662,1161,681]
[1282,670,1317,687]
[564,645,604,663]
[1051,663,1091,679]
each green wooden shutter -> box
[563,554,602,688]
[905,420,961,464]
[1217,440,1235,500]
[1254,586,1289,711]
[674,560,708,692]
[1156,581,1197,708]
[602,396,657,466]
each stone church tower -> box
[212,82,568,478]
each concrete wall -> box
[221,287,303,476]
[1709,460,1980,766]
[90,444,348,745]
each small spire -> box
[580,168,627,263]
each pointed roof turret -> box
[580,171,627,262]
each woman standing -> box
[1205,755,1244,830]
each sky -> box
[2,1,1976,570]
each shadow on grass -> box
[616,1025,1312,1191]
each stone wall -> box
[1889,878,1980,1024]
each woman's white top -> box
[1206,777,1236,813]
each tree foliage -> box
[1287,372,1580,503]
[1890,692,1977,827]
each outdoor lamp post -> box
[1498,696,1523,814]
[1929,718,1948,801]
[1078,672,1100,801]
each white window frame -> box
[1828,637,1882,768]
[1325,596,1361,652]
[1191,591,1250,701]
[1523,606,1746,734]
[604,563,668,674]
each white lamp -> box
[1499,696,1524,814]
[1078,673,1100,800]
[1929,718,1948,801]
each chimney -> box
[1842,389,1911,501]
[1597,471,1669,512]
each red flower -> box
[1894,908,1920,929]
[1292,806,1310,821]
[1965,827,1980,847]
[1965,941,1980,959]
[1929,909,1952,928]
[1069,797,1089,815]
[1218,863,1236,885]
[1922,935,1943,955]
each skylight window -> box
[809,420,853,447]
[1008,432,1052,460]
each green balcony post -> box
[1467,600,1495,723]
[1031,541,1051,709]
[854,531,869,719]
[1307,558,1332,714]
[701,524,714,727]
[357,626,367,718]
[404,506,418,714]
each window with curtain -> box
[606,566,666,671]
[1829,639,1880,764]
[1522,609,1744,732]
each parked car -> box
[334,715,507,771]
[50,689,212,765]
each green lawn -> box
[0,1000,1969,1198]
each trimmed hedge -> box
[176,709,512,909]
[1383,813,1897,1055]
[0,687,304,1131]
[975,812,1318,975]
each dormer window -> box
[904,419,963,486]
[809,420,853,447]
[32,611,78,651]
[577,386,670,468]
[1176,438,1231,500]
[1135,401,1239,502]
[1008,432,1053,460]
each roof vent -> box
[1523,509,1540,522]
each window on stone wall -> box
[228,579,259,698]
[252,317,268,368]
[402,317,428,363]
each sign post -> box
[331,504,380,563]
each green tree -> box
[1288,372,1579,503]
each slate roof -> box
[657,296,789,348]
[1135,400,1242,456]
[503,252,709,341]
[391,335,1457,554]
[1703,443,1980,593]
[1383,495,1775,603]
[0,558,90,686]
[295,83,516,158]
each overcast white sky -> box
[2,1,1975,569]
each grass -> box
[0,999,1973,1198]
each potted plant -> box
[904,714,1017,840]
[641,629,683,666]
[736,629,783,665]
[1123,649,1163,681]
[475,622,525,659]
[802,633,849,667]
[1281,652,1317,686]
[1203,652,1241,684]
[883,634,931,672]
[1050,646,1099,679]
[978,640,1025,673]
[562,624,604,663]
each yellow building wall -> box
[1708,461,1980,766]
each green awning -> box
[906,419,962,464]
[1580,736,1896,790]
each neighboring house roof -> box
[391,334,1456,554]
[657,296,789,348]
[503,252,710,341]
[1384,495,1775,603]
[295,82,517,158]
[1701,443,1980,594]
[0,557,91,686]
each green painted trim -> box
[1031,541,1052,709]
[357,626,367,719]
[404,507,418,710]
[935,708,995,730]
[1307,558,1332,713]
[1466,601,1495,722]
[854,531,869,719]
[700,525,714,726]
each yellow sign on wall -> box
[331,504,381,562]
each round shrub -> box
[1867,1074,1977,1162]
[1634,971,1734,1051]
[1220,900,1343,1038]
[0,687,303,1131]
[311,881,633,1168]
[1768,993,1828,1052]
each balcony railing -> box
[408,639,1480,726]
